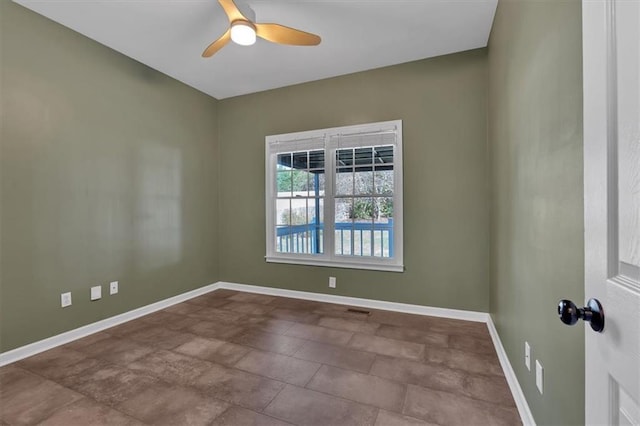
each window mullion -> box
[324,134,335,262]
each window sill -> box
[265,256,404,273]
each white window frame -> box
[265,120,404,272]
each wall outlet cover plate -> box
[91,286,102,301]
[535,359,544,394]
[329,277,336,288]
[61,292,72,308]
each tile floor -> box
[0,289,521,426]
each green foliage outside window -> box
[277,170,310,192]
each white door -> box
[583,0,640,425]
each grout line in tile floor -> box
[300,361,323,388]
[399,376,411,416]
[367,353,378,374]
[259,381,287,415]
[229,347,253,367]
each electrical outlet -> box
[525,341,531,371]
[90,285,102,301]
[329,276,336,288]
[535,360,544,394]
[110,281,118,295]
[61,292,72,308]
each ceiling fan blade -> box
[202,29,231,57]
[218,0,247,22]
[255,23,321,46]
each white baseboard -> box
[1,279,534,426]
[218,281,489,323]
[0,282,221,367]
[487,314,536,426]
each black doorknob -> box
[558,298,605,332]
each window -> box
[265,120,403,272]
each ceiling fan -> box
[202,0,321,58]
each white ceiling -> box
[14,0,498,99]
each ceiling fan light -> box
[230,21,256,46]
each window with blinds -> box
[265,120,403,272]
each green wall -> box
[487,0,584,425]
[0,1,220,352]
[218,50,490,312]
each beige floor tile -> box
[370,356,466,395]
[422,318,489,338]
[222,301,277,316]
[268,297,324,311]
[105,320,151,337]
[367,310,434,329]
[293,341,376,373]
[75,336,155,365]
[423,346,503,376]
[348,333,424,361]
[448,334,496,355]
[317,316,380,334]
[403,385,522,426]
[0,366,45,400]
[306,365,406,412]
[229,292,277,305]
[284,323,353,345]
[1,378,83,425]
[194,364,286,410]
[264,384,378,426]
[252,318,297,334]
[187,320,245,340]
[116,382,228,425]
[39,397,143,426]
[369,311,488,339]
[162,302,205,316]
[231,330,306,356]
[312,308,374,322]
[312,302,370,315]
[139,311,202,330]
[211,406,294,426]
[122,325,195,350]
[128,349,216,386]
[17,347,100,381]
[268,308,321,324]
[462,373,516,407]
[187,306,249,323]
[173,336,251,366]
[60,363,159,406]
[235,350,321,386]
[375,324,449,347]
[374,410,436,426]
